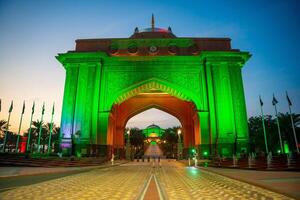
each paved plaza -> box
[0,160,294,200]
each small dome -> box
[146,124,161,129]
[140,27,170,33]
[130,15,176,38]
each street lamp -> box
[177,129,182,160]
[126,129,131,160]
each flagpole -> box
[288,103,299,154]
[260,96,268,154]
[26,102,34,152]
[2,101,13,152]
[47,103,54,154]
[37,103,45,153]
[274,103,283,153]
[15,101,25,152]
[286,91,299,154]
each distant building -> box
[143,124,164,144]
[143,124,164,138]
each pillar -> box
[198,111,210,155]
[211,62,236,156]
[229,63,249,153]
[204,61,217,155]
[60,65,79,154]
[98,111,110,156]
[91,62,101,145]
[72,64,97,155]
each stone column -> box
[60,65,79,154]
[204,61,217,155]
[211,62,236,156]
[98,111,110,156]
[201,52,251,156]
[91,62,102,145]
[198,111,210,155]
[229,63,249,153]
[73,64,97,155]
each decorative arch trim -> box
[112,78,197,105]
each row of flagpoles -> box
[0,91,298,155]
[259,91,299,154]
[0,100,55,154]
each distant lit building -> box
[143,124,164,144]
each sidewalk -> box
[0,160,126,178]
[199,166,300,199]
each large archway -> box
[57,21,251,157]
[106,92,201,157]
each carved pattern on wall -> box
[104,70,203,108]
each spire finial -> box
[151,14,155,32]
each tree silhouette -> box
[277,113,300,153]
[24,120,46,152]
[161,127,179,157]
[248,112,300,154]
[0,120,8,140]
[22,121,60,153]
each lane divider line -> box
[137,174,153,200]
[153,174,166,200]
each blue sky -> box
[0,0,299,131]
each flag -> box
[272,94,278,106]
[32,102,35,114]
[286,91,292,106]
[9,101,13,113]
[42,103,45,115]
[259,96,263,106]
[52,103,55,115]
[22,101,25,114]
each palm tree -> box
[52,126,60,153]
[0,120,8,139]
[129,128,144,147]
[44,122,60,153]
[29,120,45,152]
[161,127,179,158]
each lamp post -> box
[126,129,131,160]
[177,129,182,160]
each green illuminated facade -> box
[56,20,251,157]
[143,124,164,138]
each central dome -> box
[130,27,176,39]
[140,27,170,33]
[130,15,176,38]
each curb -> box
[0,161,129,179]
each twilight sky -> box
[0,0,299,132]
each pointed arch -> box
[108,94,200,148]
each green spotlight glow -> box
[284,142,290,154]
[277,149,281,154]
